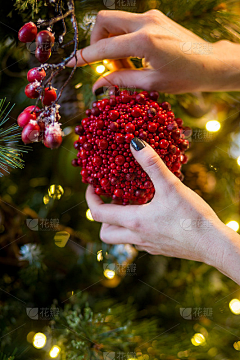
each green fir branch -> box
[0,99,29,177]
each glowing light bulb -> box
[104,269,115,279]
[226,221,239,232]
[43,194,50,204]
[229,299,240,314]
[191,333,206,346]
[33,332,47,349]
[237,156,240,166]
[96,65,106,74]
[97,250,103,261]
[86,209,94,221]
[49,345,61,358]
[103,59,108,64]
[205,120,221,132]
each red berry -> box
[109,110,119,120]
[25,83,39,99]
[42,88,57,106]
[44,134,62,149]
[98,139,108,150]
[159,139,169,149]
[22,122,40,143]
[114,189,123,197]
[109,122,118,132]
[18,22,37,43]
[17,111,36,128]
[149,91,159,101]
[131,107,142,118]
[75,125,83,135]
[27,67,46,82]
[115,155,125,166]
[115,133,124,143]
[148,122,158,133]
[36,30,55,50]
[125,123,135,133]
[24,105,40,112]
[35,47,51,63]
[136,93,146,104]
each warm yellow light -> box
[97,250,103,261]
[237,156,240,166]
[233,341,240,351]
[103,59,108,64]
[86,209,94,221]
[205,120,221,132]
[96,65,106,74]
[49,345,61,358]
[48,185,64,200]
[43,194,50,204]
[104,269,115,279]
[229,299,240,314]
[226,221,239,232]
[75,82,82,89]
[33,332,47,349]
[191,333,206,346]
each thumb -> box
[92,69,157,94]
[130,137,177,190]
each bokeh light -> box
[27,331,35,343]
[229,299,240,314]
[48,184,64,200]
[205,120,221,132]
[237,156,240,166]
[96,65,106,74]
[86,208,94,221]
[97,250,103,261]
[233,341,240,351]
[104,269,115,279]
[33,332,47,349]
[226,221,239,232]
[191,333,206,346]
[49,345,61,358]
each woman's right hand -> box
[67,9,240,94]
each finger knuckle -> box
[144,9,162,22]
[96,10,108,22]
[99,227,110,243]
[144,154,160,173]
[91,209,101,222]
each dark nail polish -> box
[94,87,104,96]
[131,137,146,151]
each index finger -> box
[85,185,141,228]
[90,10,142,44]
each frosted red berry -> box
[22,122,40,144]
[27,67,46,82]
[25,83,39,99]
[17,110,36,128]
[18,22,37,43]
[42,88,57,106]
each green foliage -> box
[0,99,28,176]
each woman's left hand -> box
[86,138,224,266]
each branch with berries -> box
[17,0,78,149]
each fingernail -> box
[94,87,104,96]
[130,137,146,151]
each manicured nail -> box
[94,87,104,96]
[131,137,146,151]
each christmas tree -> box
[0,0,240,359]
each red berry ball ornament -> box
[72,88,190,205]
[18,22,37,43]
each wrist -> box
[208,40,240,92]
[203,218,240,284]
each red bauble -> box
[72,88,190,205]
[42,88,57,106]
[18,22,37,43]
[22,122,40,144]
[27,67,46,82]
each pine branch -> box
[0,99,29,177]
